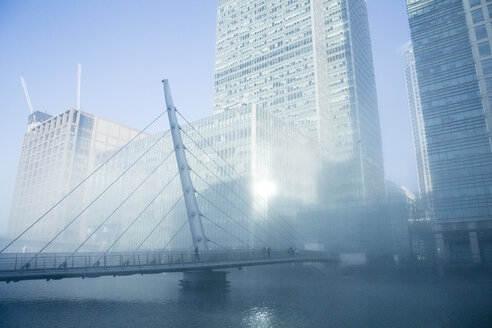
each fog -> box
[0,1,417,236]
[2,267,492,328]
[1,1,492,327]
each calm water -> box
[0,266,491,328]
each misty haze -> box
[1,1,491,327]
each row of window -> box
[215,44,313,86]
[471,3,492,23]
[30,110,78,136]
[27,124,75,148]
[215,37,312,80]
[469,0,492,9]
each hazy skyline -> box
[0,0,414,235]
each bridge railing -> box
[0,249,326,273]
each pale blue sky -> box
[0,0,414,235]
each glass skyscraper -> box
[406,0,492,264]
[214,0,385,203]
[66,105,321,252]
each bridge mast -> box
[162,79,209,251]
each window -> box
[482,59,492,74]
[486,77,492,92]
[469,0,481,7]
[488,4,492,18]
[79,115,94,130]
[479,41,491,56]
[475,25,488,40]
[472,8,485,23]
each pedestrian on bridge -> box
[194,247,200,263]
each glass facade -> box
[406,0,492,223]
[213,0,385,203]
[8,109,144,249]
[77,105,321,252]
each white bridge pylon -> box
[162,79,209,251]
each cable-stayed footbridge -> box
[0,80,335,286]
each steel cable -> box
[178,119,301,246]
[24,130,170,266]
[0,111,166,254]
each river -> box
[1,265,491,327]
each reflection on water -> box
[242,307,276,328]
[0,266,491,328]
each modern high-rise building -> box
[72,104,321,251]
[213,0,385,203]
[406,0,492,264]
[8,108,144,249]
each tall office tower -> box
[213,0,385,202]
[81,104,320,250]
[404,46,432,203]
[406,0,492,264]
[8,108,143,250]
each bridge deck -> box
[0,249,335,283]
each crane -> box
[77,63,81,109]
[20,75,34,114]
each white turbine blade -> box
[20,76,34,114]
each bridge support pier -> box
[179,271,229,289]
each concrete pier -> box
[179,271,229,288]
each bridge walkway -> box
[0,249,335,283]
